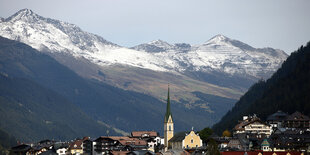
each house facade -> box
[68,139,83,155]
[234,115,272,137]
[169,129,202,150]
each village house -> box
[68,139,84,155]
[54,144,68,155]
[83,139,94,155]
[227,138,244,151]
[130,131,162,152]
[90,136,148,155]
[285,111,310,129]
[266,110,289,129]
[234,115,272,138]
[267,111,310,131]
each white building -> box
[56,147,67,155]
[234,115,272,137]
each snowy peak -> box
[204,34,230,45]
[131,39,175,53]
[16,8,34,15]
[209,34,229,42]
[148,39,171,46]
[201,34,258,52]
[6,9,40,22]
[0,9,118,56]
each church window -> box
[191,139,193,143]
[169,125,171,131]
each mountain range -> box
[0,9,288,140]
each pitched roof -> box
[169,132,187,142]
[111,151,129,155]
[234,116,268,131]
[68,140,83,150]
[221,151,302,155]
[286,111,310,121]
[266,110,288,121]
[11,144,31,152]
[40,150,57,155]
[261,139,269,146]
[131,131,159,137]
[95,136,115,142]
[109,136,147,146]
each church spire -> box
[164,84,174,150]
[164,85,172,123]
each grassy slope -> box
[0,74,117,142]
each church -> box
[163,86,203,151]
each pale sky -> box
[0,0,309,54]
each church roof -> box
[168,132,187,142]
[164,86,173,122]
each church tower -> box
[164,85,174,150]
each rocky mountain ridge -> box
[0,9,287,78]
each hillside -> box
[0,36,224,135]
[212,41,310,134]
[0,128,16,155]
[0,9,287,129]
[0,73,121,142]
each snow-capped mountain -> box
[0,9,287,79]
[132,35,287,77]
[0,9,290,131]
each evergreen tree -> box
[206,139,221,155]
[199,127,213,143]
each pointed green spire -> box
[164,85,172,122]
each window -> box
[191,139,193,143]
[169,125,171,131]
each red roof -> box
[111,151,129,155]
[221,151,302,155]
[68,140,83,150]
[131,131,158,137]
[108,136,147,146]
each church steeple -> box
[164,85,174,150]
[164,85,172,123]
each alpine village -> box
[0,6,310,155]
[7,84,310,155]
